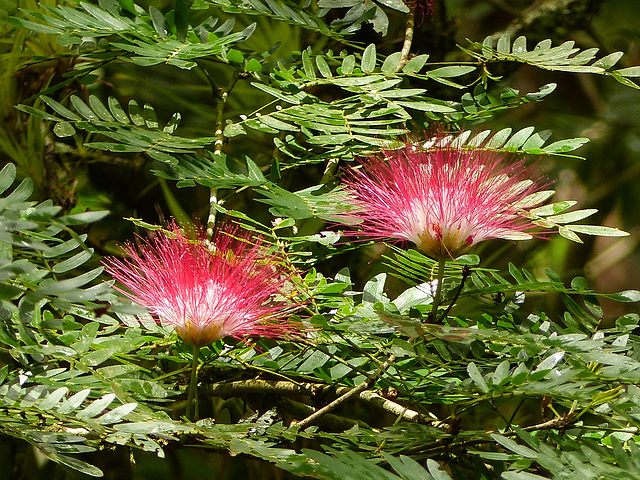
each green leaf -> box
[529,351,564,380]
[381,52,402,73]
[341,54,355,75]
[486,128,512,148]
[70,95,97,121]
[467,362,489,393]
[149,6,168,36]
[315,55,332,78]
[38,267,103,295]
[297,349,330,373]
[375,0,409,12]
[173,0,189,42]
[84,347,119,367]
[118,0,136,15]
[502,472,549,480]
[37,387,69,411]
[37,448,103,478]
[427,65,475,78]
[15,104,63,122]
[1,177,33,207]
[108,97,130,123]
[121,101,142,127]
[615,66,640,77]
[546,209,597,224]
[246,58,263,72]
[52,249,93,274]
[402,54,428,74]
[88,96,115,121]
[593,51,623,68]
[53,122,76,137]
[394,100,455,112]
[361,43,377,73]
[544,138,589,153]
[602,290,640,302]
[251,83,301,104]
[302,49,316,80]
[58,389,91,414]
[56,211,110,225]
[566,225,629,237]
[503,126,535,149]
[382,453,434,480]
[363,273,387,304]
[491,434,538,458]
[77,393,117,420]
[41,96,81,121]
[0,164,16,196]
[530,201,576,216]
[95,403,137,424]
[426,459,453,480]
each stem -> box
[206,70,241,242]
[206,379,421,423]
[186,344,201,421]
[293,354,396,429]
[395,3,416,73]
[205,187,218,242]
[429,256,447,323]
[436,265,470,323]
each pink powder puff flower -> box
[104,223,300,347]
[342,138,547,259]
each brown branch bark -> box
[205,374,422,425]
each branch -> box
[206,70,241,240]
[292,355,397,429]
[277,398,370,430]
[395,2,416,73]
[205,375,422,424]
[208,379,325,397]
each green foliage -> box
[1,0,640,478]
[17,95,216,164]
[463,34,640,89]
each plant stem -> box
[395,2,416,72]
[186,344,201,421]
[293,354,396,429]
[206,378,421,423]
[429,256,447,322]
[205,187,218,243]
[206,70,241,242]
[437,265,470,323]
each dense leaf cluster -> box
[0,0,639,478]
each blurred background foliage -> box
[0,0,639,478]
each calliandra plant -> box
[104,223,301,421]
[341,135,548,320]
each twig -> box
[357,390,420,422]
[186,344,201,421]
[428,256,447,323]
[292,354,397,429]
[206,70,241,241]
[208,379,325,397]
[277,398,370,430]
[436,265,471,323]
[206,378,422,423]
[395,1,416,73]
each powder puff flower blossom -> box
[342,138,546,259]
[104,223,300,347]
